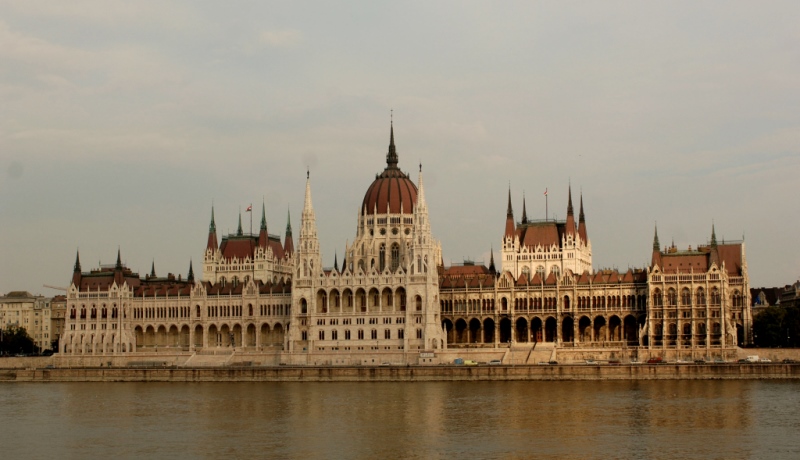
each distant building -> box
[780,281,800,308]
[50,295,67,350]
[0,291,52,352]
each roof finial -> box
[150,260,156,277]
[115,247,122,270]
[285,207,292,235]
[237,209,243,236]
[188,259,194,282]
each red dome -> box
[361,123,418,215]
[362,169,418,215]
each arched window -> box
[416,295,422,311]
[300,298,308,314]
[711,288,721,305]
[681,288,691,306]
[652,289,662,307]
[667,288,677,306]
[551,266,561,278]
[536,265,546,278]
[379,244,386,272]
[391,243,400,271]
[696,288,706,305]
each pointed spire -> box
[334,252,339,272]
[237,211,243,236]
[578,192,588,243]
[387,116,399,169]
[521,192,528,224]
[653,224,660,251]
[711,222,718,248]
[187,259,194,282]
[567,185,574,216]
[489,246,496,275]
[303,171,314,213]
[115,248,122,270]
[207,205,219,251]
[150,260,156,278]
[565,185,576,238]
[260,200,267,231]
[417,163,426,208]
[506,186,513,218]
[73,249,81,273]
[505,186,516,239]
[209,205,216,233]
[283,207,294,256]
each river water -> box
[1,380,799,459]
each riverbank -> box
[2,363,799,382]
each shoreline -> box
[2,363,799,382]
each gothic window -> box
[711,288,721,305]
[358,329,364,340]
[384,329,391,339]
[416,329,423,339]
[652,289,663,307]
[681,288,691,306]
[667,288,677,306]
[371,329,377,340]
[416,295,422,311]
[391,243,400,271]
[301,298,308,314]
[332,330,338,340]
[696,288,706,305]
[319,330,325,340]
[551,266,561,278]
[398,329,404,339]
[521,266,530,276]
[379,244,386,272]
[536,265,546,278]
[345,330,351,340]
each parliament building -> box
[59,125,752,364]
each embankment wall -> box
[1,363,798,382]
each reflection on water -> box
[1,381,798,459]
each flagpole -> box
[545,188,548,221]
[250,203,253,236]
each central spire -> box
[387,119,399,170]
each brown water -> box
[1,381,799,459]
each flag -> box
[543,188,548,196]
[245,205,252,212]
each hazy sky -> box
[2,1,799,296]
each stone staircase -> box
[525,342,556,364]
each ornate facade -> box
[59,124,752,362]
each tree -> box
[0,325,38,356]
[753,306,800,348]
